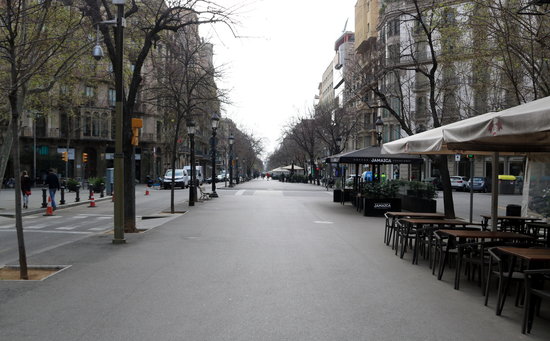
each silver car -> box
[450,176,469,191]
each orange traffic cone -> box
[89,192,96,208]
[145,187,150,196]
[44,197,54,216]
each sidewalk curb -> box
[0,196,113,218]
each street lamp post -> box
[187,121,196,206]
[228,134,234,187]
[210,113,220,198]
[375,115,384,182]
[375,115,384,147]
[92,0,126,244]
[316,157,321,185]
[235,157,239,184]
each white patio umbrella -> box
[281,165,304,170]
[382,95,550,230]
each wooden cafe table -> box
[437,230,534,289]
[493,247,550,318]
[480,214,541,233]
[384,211,446,248]
[396,218,474,264]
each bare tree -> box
[147,27,222,213]
[313,100,359,156]
[283,108,320,182]
[0,0,89,279]
[80,0,236,231]
[354,0,461,217]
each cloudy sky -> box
[202,0,357,157]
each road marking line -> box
[95,216,111,220]
[0,225,14,229]
[56,226,77,230]
[235,190,245,196]
[88,227,110,231]
[74,215,88,219]
[314,221,334,224]
[25,224,48,229]
[9,230,91,235]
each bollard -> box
[60,186,66,205]
[41,188,48,208]
[100,183,105,198]
[75,184,80,202]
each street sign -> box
[455,154,461,162]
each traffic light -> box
[61,151,68,162]
[467,154,474,159]
[131,118,143,146]
[82,152,88,163]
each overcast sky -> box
[202,0,357,157]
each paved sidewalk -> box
[0,185,115,217]
[0,179,548,340]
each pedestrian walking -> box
[45,169,60,210]
[20,170,32,209]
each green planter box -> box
[401,196,436,213]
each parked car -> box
[450,176,469,191]
[422,177,443,190]
[162,169,189,189]
[470,176,490,192]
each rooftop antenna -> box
[342,18,348,33]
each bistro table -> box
[397,218,475,264]
[493,247,550,321]
[525,222,550,247]
[437,230,534,290]
[384,211,446,248]
[480,215,541,233]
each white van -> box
[162,169,189,189]
[184,166,204,185]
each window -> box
[101,113,109,138]
[416,96,426,119]
[388,19,400,37]
[84,113,91,136]
[108,89,116,107]
[60,84,69,95]
[92,113,100,137]
[388,44,400,63]
[157,121,162,140]
[85,86,94,97]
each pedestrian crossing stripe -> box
[56,227,77,230]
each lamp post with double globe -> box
[210,113,220,197]
[228,134,234,187]
[375,115,384,182]
[92,0,126,244]
[187,121,196,206]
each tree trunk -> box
[437,155,455,219]
[123,102,137,233]
[0,122,14,192]
[9,89,28,280]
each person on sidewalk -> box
[20,170,32,209]
[45,169,60,210]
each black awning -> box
[325,146,423,164]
